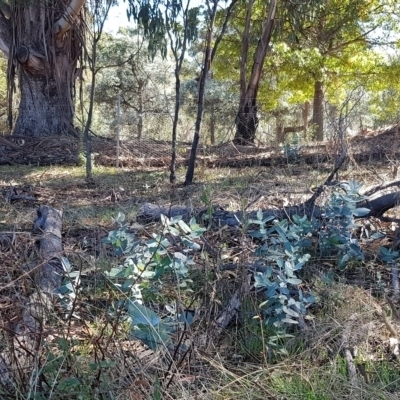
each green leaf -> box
[128,301,161,326]
[114,212,125,224]
[167,226,180,236]
[160,214,170,226]
[282,306,299,318]
[153,375,162,400]
[286,278,302,285]
[178,219,192,234]
[281,318,299,324]
[352,207,370,217]
[61,257,72,272]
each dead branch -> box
[0,206,64,391]
[364,179,400,197]
[304,145,347,208]
[5,186,37,203]
[341,314,359,386]
[137,189,400,226]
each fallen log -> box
[137,188,400,226]
[0,206,64,392]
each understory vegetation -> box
[2,150,400,399]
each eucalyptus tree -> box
[283,0,398,141]
[94,28,174,138]
[233,0,276,144]
[184,0,238,185]
[180,76,238,144]
[213,0,399,143]
[0,0,88,139]
[125,0,200,183]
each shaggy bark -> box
[0,206,64,392]
[0,1,85,139]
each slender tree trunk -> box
[184,0,237,185]
[184,10,215,185]
[184,51,210,185]
[84,47,96,180]
[210,104,216,145]
[233,0,276,145]
[276,112,285,144]
[302,100,310,138]
[312,81,324,141]
[170,69,180,183]
[83,1,113,180]
[138,83,144,139]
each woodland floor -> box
[1,127,400,399]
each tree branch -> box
[53,0,86,38]
[0,10,11,56]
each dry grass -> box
[1,141,400,399]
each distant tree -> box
[125,0,200,183]
[283,0,396,141]
[95,29,173,139]
[213,0,398,143]
[184,0,238,185]
[233,0,276,145]
[181,76,238,144]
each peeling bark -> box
[0,1,84,139]
[54,0,86,37]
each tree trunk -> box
[235,99,259,145]
[170,69,181,183]
[210,104,216,145]
[312,81,324,141]
[137,189,400,227]
[14,55,77,137]
[184,0,217,186]
[276,112,285,144]
[0,206,64,391]
[233,0,276,145]
[302,100,310,138]
[138,82,144,139]
[3,2,85,139]
[184,0,238,185]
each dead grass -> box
[1,141,400,399]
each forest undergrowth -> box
[1,154,400,399]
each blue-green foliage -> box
[103,214,204,349]
[56,179,380,346]
[319,180,369,269]
[248,180,379,327]
[249,210,316,327]
[379,246,399,264]
[54,256,81,318]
